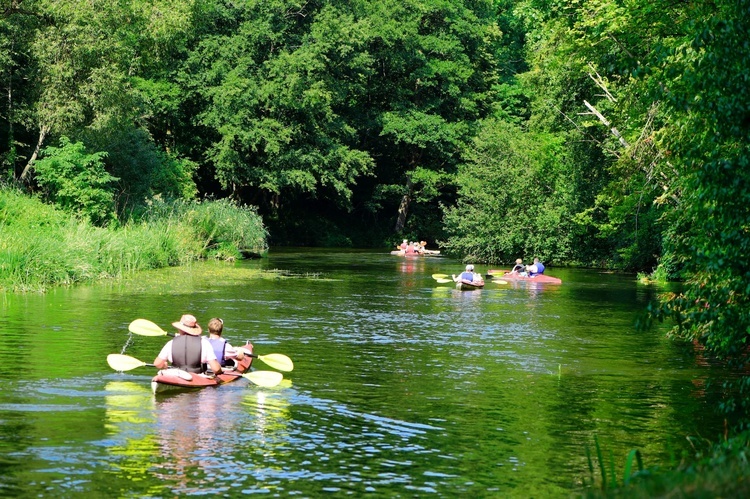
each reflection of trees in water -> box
[105,380,294,495]
[104,381,162,495]
[147,385,293,494]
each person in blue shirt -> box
[526,258,546,277]
[207,317,246,368]
[453,264,477,282]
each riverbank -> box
[581,430,750,497]
[0,188,267,292]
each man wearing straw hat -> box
[153,314,224,375]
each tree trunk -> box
[20,124,49,181]
[394,177,413,233]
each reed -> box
[0,188,268,292]
[583,436,644,494]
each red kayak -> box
[151,342,254,394]
[487,270,562,284]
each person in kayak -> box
[508,258,524,274]
[453,264,478,282]
[207,317,246,368]
[526,258,546,277]
[153,314,224,375]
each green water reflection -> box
[0,250,730,496]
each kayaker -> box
[207,317,246,368]
[153,314,224,375]
[453,264,477,282]
[508,258,524,274]
[526,258,546,277]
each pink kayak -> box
[487,270,562,284]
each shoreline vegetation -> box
[0,188,268,292]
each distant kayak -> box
[390,249,441,256]
[455,278,485,290]
[487,270,562,284]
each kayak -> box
[390,250,441,256]
[456,278,485,290]
[151,342,255,395]
[487,269,562,284]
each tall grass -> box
[0,188,268,292]
[580,433,750,498]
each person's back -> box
[208,317,243,368]
[172,334,204,373]
[454,264,476,282]
[510,258,524,273]
[528,258,545,276]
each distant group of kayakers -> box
[393,239,440,255]
[452,257,546,284]
[507,257,545,277]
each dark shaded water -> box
[0,249,728,497]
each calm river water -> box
[0,249,729,497]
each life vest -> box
[208,337,228,367]
[172,335,203,373]
[460,271,474,281]
[530,262,546,276]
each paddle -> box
[128,319,294,372]
[431,273,450,280]
[106,353,283,387]
[107,354,193,381]
[435,278,453,284]
[224,370,284,388]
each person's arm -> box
[201,338,223,375]
[153,341,172,369]
[208,359,223,375]
[153,356,169,369]
[224,343,244,360]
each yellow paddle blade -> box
[107,354,147,371]
[258,353,294,372]
[236,348,295,372]
[432,273,450,280]
[129,319,168,337]
[435,278,453,284]
[242,370,284,388]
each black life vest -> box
[172,334,203,373]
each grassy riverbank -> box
[0,188,267,292]
[581,431,750,498]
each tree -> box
[33,136,117,225]
[649,0,750,364]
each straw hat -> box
[172,314,202,336]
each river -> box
[0,249,728,497]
